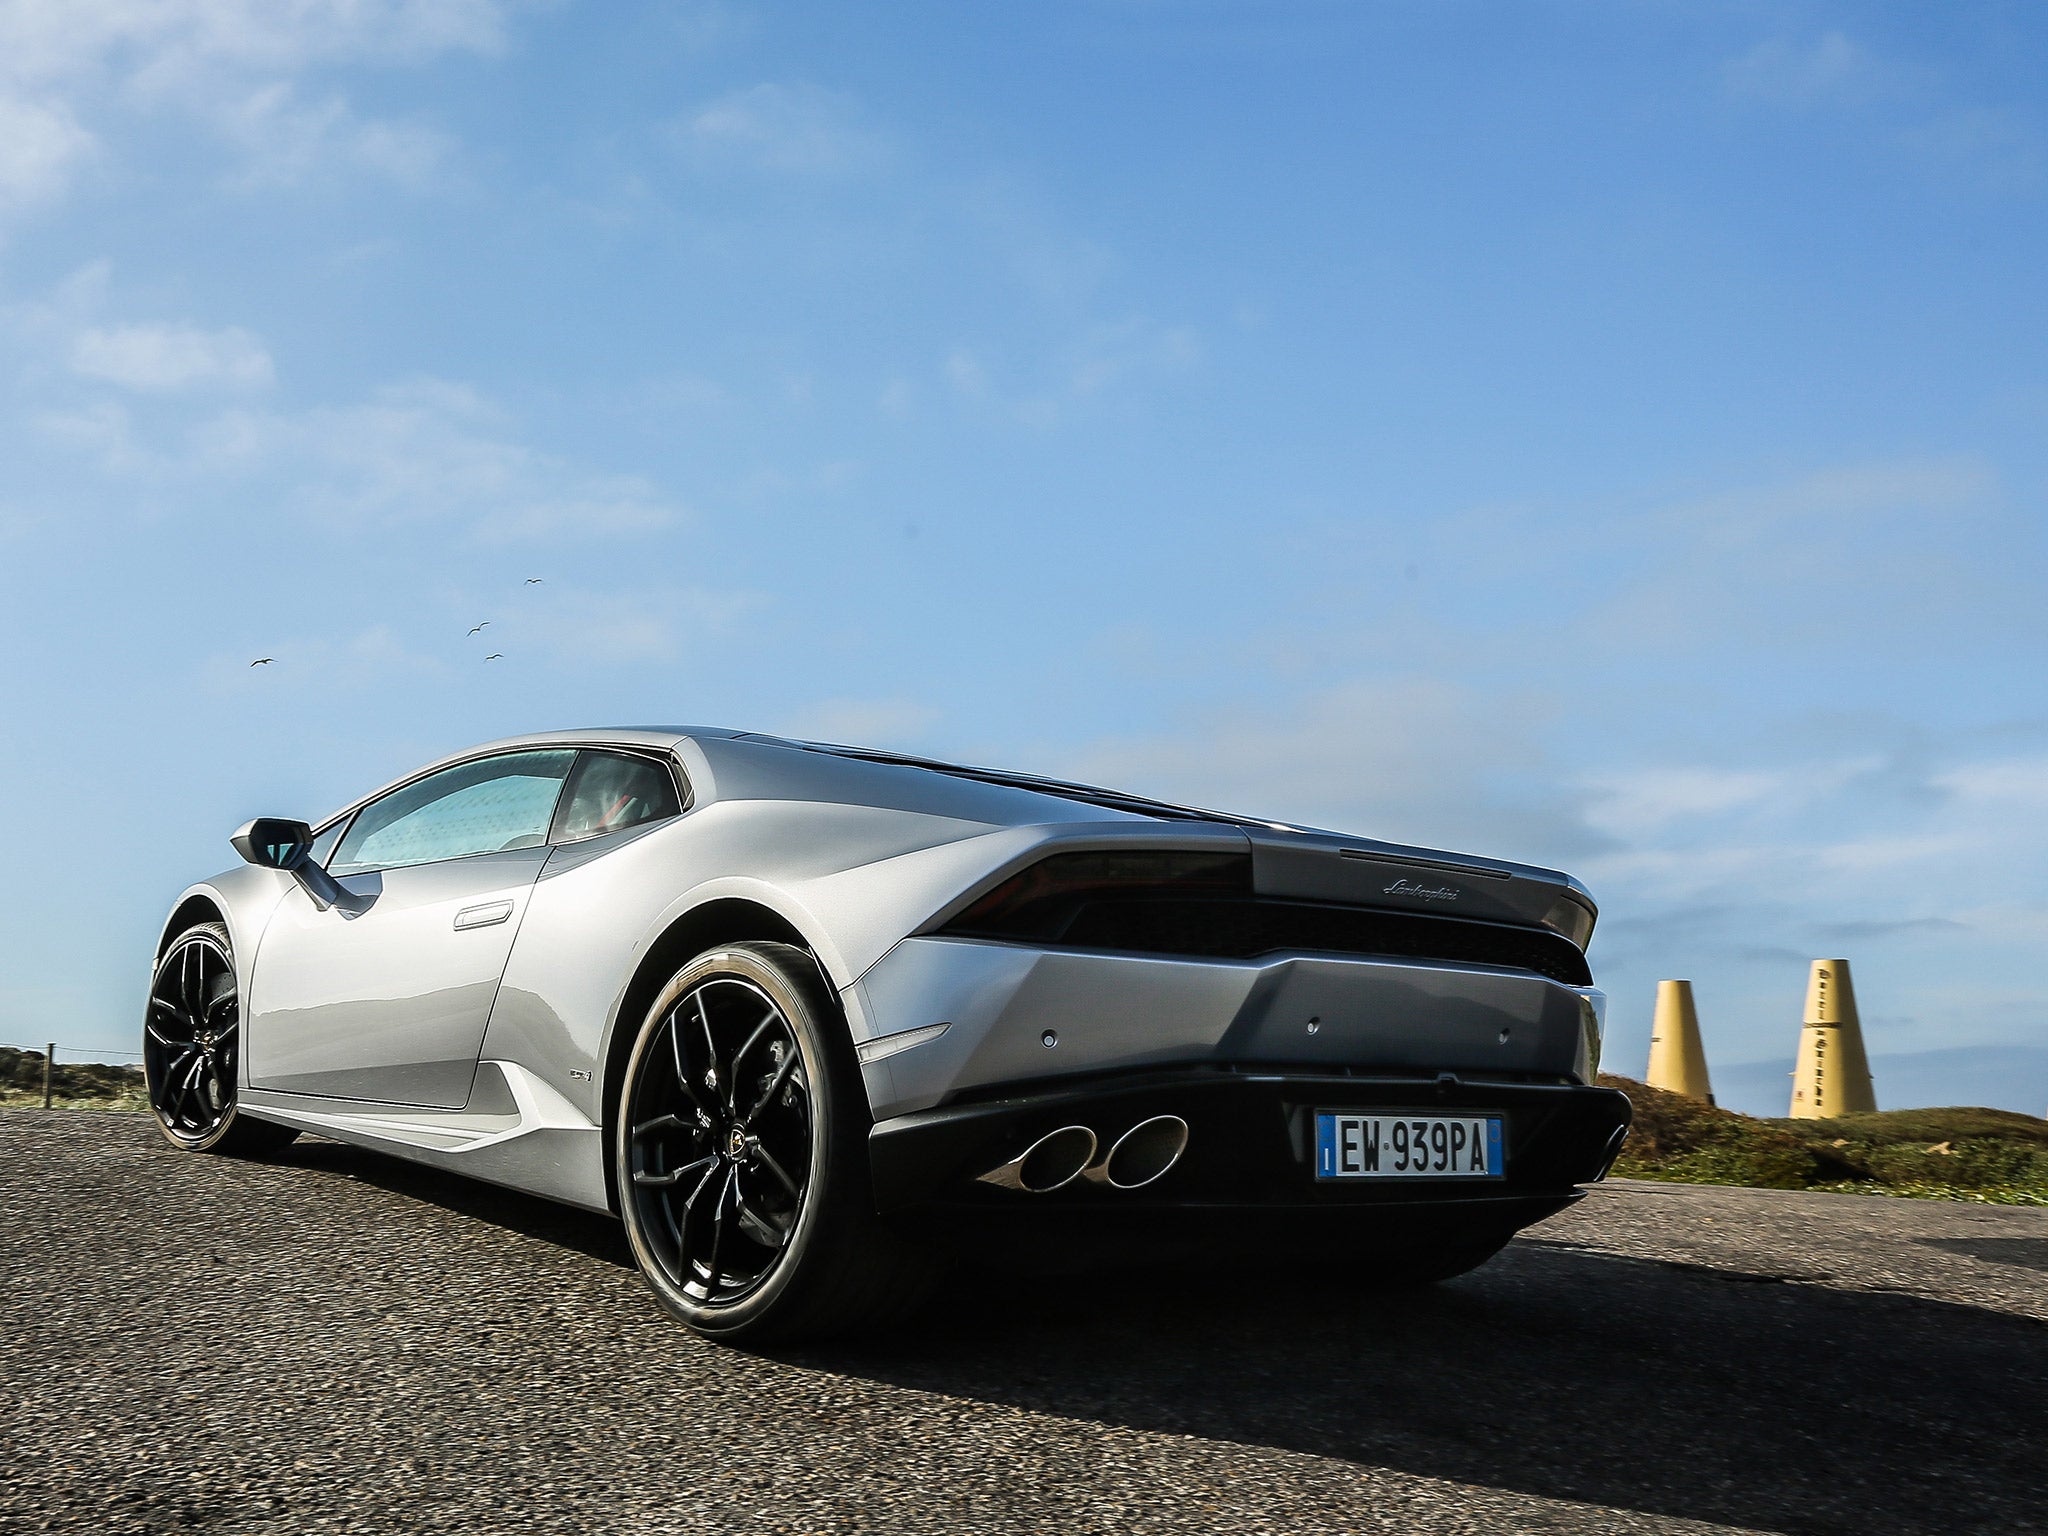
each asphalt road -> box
[3,1108,2044,1536]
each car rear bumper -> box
[848,935,1606,1120]
[867,1067,1633,1229]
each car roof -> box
[318,726,1263,832]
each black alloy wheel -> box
[144,923,298,1157]
[628,972,814,1305]
[616,941,933,1342]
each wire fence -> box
[0,1041,146,1110]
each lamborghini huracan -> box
[144,727,1631,1340]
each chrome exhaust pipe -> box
[977,1125,1098,1193]
[1084,1114,1190,1190]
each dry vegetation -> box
[0,1047,149,1112]
[1601,1072,2048,1205]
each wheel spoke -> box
[697,1167,735,1294]
[661,1013,710,1117]
[181,944,205,1020]
[171,1052,206,1125]
[692,991,725,1110]
[733,1177,792,1249]
[740,1049,801,1128]
[673,1159,725,1287]
[730,1009,779,1075]
[631,1153,716,1189]
[195,1057,220,1116]
[631,1113,695,1140]
[752,1143,802,1201]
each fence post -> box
[43,1043,54,1108]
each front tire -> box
[615,941,932,1343]
[144,922,299,1157]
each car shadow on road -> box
[798,1238,2047,1536]
[271,1137,2045,1536]
[276,1135,638,1269]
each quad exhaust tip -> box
[977,1125,1098,1193]
[1084,1114,1190,1190]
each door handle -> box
[454,900,514,931]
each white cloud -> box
[0,502,40,541]
[1580,758,1901,843]
[0,0,508,216]
[1723,32,1893,107]
[0,0,507,86]
[1575,456,2013,656]
[33,398,136,463]
[40,367,690,545]
[683,83,886,176]
[244,380,687,540]
[1066,317,1200,398]
[203,623,449,692]
[944,349,987,398]
[210,82,454,190]
[1903,108,2044,194]
[1581,766,1797,841]
[473,486,677,544]
[70,321,272,391]
[1065,677,1593,863]
[1938,756,2048,810]
[504,584,766,666]
[942,316,1201,427]
[0,91,92,211]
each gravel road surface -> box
[3,1107,2044,1535]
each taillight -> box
[1541,893,1596,950]
[939,849,1252,943]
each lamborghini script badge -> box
[1384,878,1461,903]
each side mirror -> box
[231,818,314,870]
[230,817,344,911]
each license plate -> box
[1315,1112,1504,1180]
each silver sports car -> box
[145,727,1631,1340]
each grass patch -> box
[1600,1073,2048,1203]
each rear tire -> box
[615,941,934,1343]
[145,922,300,1158]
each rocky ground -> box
[2,1107,2043,1535]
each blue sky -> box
[1,1,2043,1115]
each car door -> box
[244,748,577,1108]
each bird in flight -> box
[485,653,504,661]
[525,577,544,585]
[250,657,274,667]
[467,622,490,636]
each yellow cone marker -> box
[1788,958,1877,1118]
[1646,980,1715,1103]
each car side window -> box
[550,751,682,844]
[331,750,577,875]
